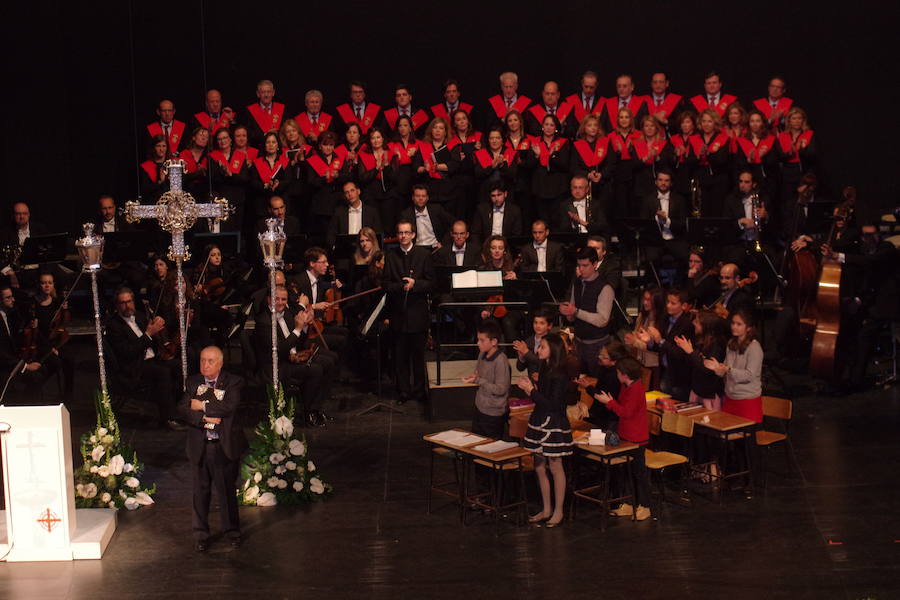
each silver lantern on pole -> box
[75,223,108,395]
[258,218,286,386]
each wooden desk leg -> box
[460,457,471,525]
[517,458,527,526]
[427,446,435,514]
[601,458,611,532]
[626,454,636,522]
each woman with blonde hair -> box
[353,227,381,265]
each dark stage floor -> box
[1,337,898,600]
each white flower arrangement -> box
[73,389,156,509]
[238,384,332,506]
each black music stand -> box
[354,294,402,416]
[20,233,69,265]
[686,218,740,247]
[187,231,241,261]
[517,270,566,304]
[102,231,158,263]
[281,234,311,266]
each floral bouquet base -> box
[73,389,156,510]
[239,385,332,506]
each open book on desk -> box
[451,269,503,289]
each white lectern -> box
[0,404,116,561]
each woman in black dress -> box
[516,332,573,527]
[530,113,570,226]
[358,127,400,230]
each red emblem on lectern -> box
[37,508,61,533]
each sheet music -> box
[362,294,386,335]
[472,440,518,453]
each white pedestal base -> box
[0,508,116,561]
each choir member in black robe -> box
[525,81,576,139]
[241,79,286,151]
[644,72,684,136]
[178,127,210,202]
[430,79,474,127]
[412,117,462,214]
[191,89,232,135]
[139,134,170,204]
[306,131,350,237]
[753,76,793,133]
[503,110,537,224]
[733,111,779,209]
[446,109,481,220]
[530,114,571,226]
[484,71,532,131]
[607,108,641,219]
[569,114,617,223]
[293,89,333,145]
[688,109,732,217]
[334,80,383,136]
[671,111,699,199]
[250,132,291,219]
[146,99,186,156]
[473,127,517,208]
[388,115,419,207]
[358,127,401,231]
[277,118,310,214]
[383,84,430,135]
[566,70,604,128]
[602,74,647,134]
[689,71,737,118]
[777,107,817,217]
[209,128,250,233]
[632,116,676,202]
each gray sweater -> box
[724,339,763,399]
[474,350,511,416]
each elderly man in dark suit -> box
[180,346,247,552]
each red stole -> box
[535,137,567,167]
[505,136,533,153]
[604,97,645,121]
[474,148,516,169]
[389,141,416,165]
[307,153,344,182]
[193,112,229,134]
[246,102,285,133]
[670,134,692,164]
[209,149,247,174]
[253,154,289,184]
[725,127,746,153]
[488,95,532,119]
[736,135,776,164]
[753,97,793,122]
[689,94,737,117]
[335,103,381,133]
[447,131,482,150]
[573,138,611,168]
[608,131,640,160]
[632,138,668,164]
[566,94,604,123]
[778,130,814,163]
[242,147,259,163]
[528,102,574,126]
[140,160,161,182]
[147,120,186,153]
[417,141,447,178]
[334,144,368,162]
[384,108,429,130]
[293,112,333,138]
[430,102,473,121]
[688,133,729,165]
[178,149,207,173]
[645,93,683,118]
[283,144,310,160]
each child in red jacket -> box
[594,356,652,521]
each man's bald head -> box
[199,346,224,379]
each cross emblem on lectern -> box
[36,508,61,532]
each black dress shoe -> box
[229,535,242,548]
[306,411,325,428]
[318,410,334,422]
[166,419,188,431]
[195,539,209,552]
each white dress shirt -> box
[491,205,505,236]
[102,219,116,233]
[17,226,29,247]
[534,241,547,272]
[415,208,437,247]
[306,269,319,303]
[572,199,588,233]
[657,192,674,240]
[347,204,362,235]
[124,315,155,360]
[452,244,467,266]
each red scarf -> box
[573,137,611,168]
[335,103,381,134]
[736,135,776,164]
[209,149,247,174]
[307,153,343,182]
[447,131,482,150]
[488,95,531,119]
[535,137,567,168]
[384,107,429,130]
[147,120,186,154]
[778,130,814,163]
[293,112,333,138]
[178,149,207,173]
[253,153,289,184]
[608,131,640,160]
[430,102,473,121]
[566,94,604,124]
[246,102,285,133]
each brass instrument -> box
[690,177,702,217]
[585,183,593,229]
[751,190,763,253]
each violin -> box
[323,265,343,325]
[708,271,758,319]
[20,304,38,363]
[194,253,227,302]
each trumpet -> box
[690,177,702,217]
[751,190,763,253]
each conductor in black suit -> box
[471,183,523,240]
[326,180,383,247]
[180,346,247,552]
[639,170,690,266]
[384,218,434,404]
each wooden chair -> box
[644,411,694,517]
[756,396,795,492]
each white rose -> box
[89,466,99,474]
[98,427,108,436]
[101,435,114,445]
[134,492,154,506]
[97,465,110,478]
[91,446,105,461]
[123,463,134,473]
[253,472,262,483]
[244,485,259,502]
[275,466,286,475]
[273,415,294,437]
[307,460,316,472]
[285,461,296,470]
[288,439,306,456]
[310,478,325,495]
[269,452,285,464]
[125,477,140,489]
[124,497,139,510]
[292,481,303,492]
[84,483,98,499]
[267,476,280,488]
[119,490,127,499]
[76,483,85,497]
[108,454,125,475]
[89,435,97,443]
[108,502,116,508]
[101,492,112,503]
[276,479,287,489]
[257,492,277,507]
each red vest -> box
[566,94,604,123]
[430,102,473,121]
[293,112,333,138]
[209,149,247,174]
[147,120,186,154]
[335,103,381,134]
[487,95,532,119]
[644,93,683,119]
[736,135,776,164]
[447,131,482,150]
[573,138,611,168]
[246,102,285,133]
[253,154,289,184]
[193,112,230,135]
[689,94,737,117]
[778,130,814,164]
[528,102,574,126]
[384,107,429,131]
[178,149,207,173]
[307,153,344,182]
